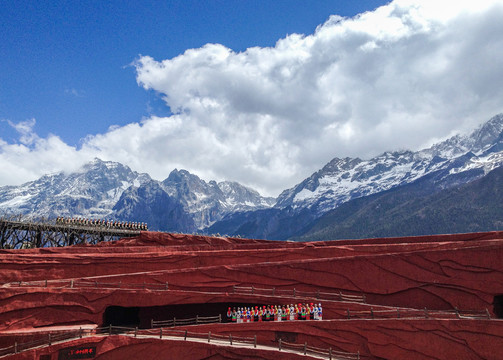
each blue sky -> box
[0,0,387,145]
[1,0,503,196]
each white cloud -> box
[1,0,503,196]
[0,120,93,186]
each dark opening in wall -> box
[103,306,140,327]
[494,295,503,318]
[103,302,259,329]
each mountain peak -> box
[321,157,362,173]
[80,158,133,173]
[470,113,503,153]
[426,113,503,158]
[275,113,503,214]
[165,168,200,183]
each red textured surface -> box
[4,320,503,360]
[1,231,503,359]
[6,335,320,360]
[178,319,503,360]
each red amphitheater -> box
[0,219,502,359]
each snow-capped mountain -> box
[275,114,503,215]
[113,180,196,233]
[1,114,502,236]
[0,158,275,231]
[161,169,275,229]
[112,169,275,230]
[0,158,152,219]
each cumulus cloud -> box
[1,0,503,196]
[0,120,93,186]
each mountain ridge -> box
[294,165,503,241]
[0,114,502,238]
[207,113,503,239]
[0,158,274,232]
[274,114,503,214]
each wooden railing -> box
[279,339,360,360]
[232,285,366,303]
[345,307,492,320]
[3,280,366,303]
[151,314,222,328]
[0,325,360,360]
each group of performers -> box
[55,217,148,230]
[226,303,322,323]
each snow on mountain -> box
[218,181,276,209]
[160,169,275,229]
[0,158,152,219]
[1,114,502,232]
[276,114,503,214]
[113,180,196,233]
[0,158,275,231]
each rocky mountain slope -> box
[207,114,503,239]
[0,159,275,232]
[1,114,502,238]
[294,165,503,241]
[160,169,275,229]
[0,159,152,219]
[276,114,503,215]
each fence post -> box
[173,317,176,327]
[196,315,199,324]
[79,327,82,338]
[485,308,491,319]
[316,289,320,299]
[278,338,282,351]
[339,291,342,301]
[95,281,98,288]
[362,294,366,303]
[184,330,187,340]
[48,333,52,346]
[160,328,163,339]
[293,288,296,297]
[233,285,236,294]
[70,280,74,288]
[272,287,276,296]
[109,324,112,335]
[424,307,428,319]
[252,285,254,294]
[358,350,360,359]
[143,281,146,289]
[118,281,121,289]
[14,342,17,354]
[219,314,222,323]
[45,279,48,287]
[304,342,307,355]
[254,335,257,348]
[329,347,332,360]
[455,307,460,319]
[347,309,350,319]
[151,319,153,328]
[397,308,400,318]
[165,282,169,290]
[371,307,374,319]
[208,331,211,343]
[135,327,138,338]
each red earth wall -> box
[1,231,503,359]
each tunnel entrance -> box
[494,295,503,318]
[103,306,140,327]
[103,302,259,329]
